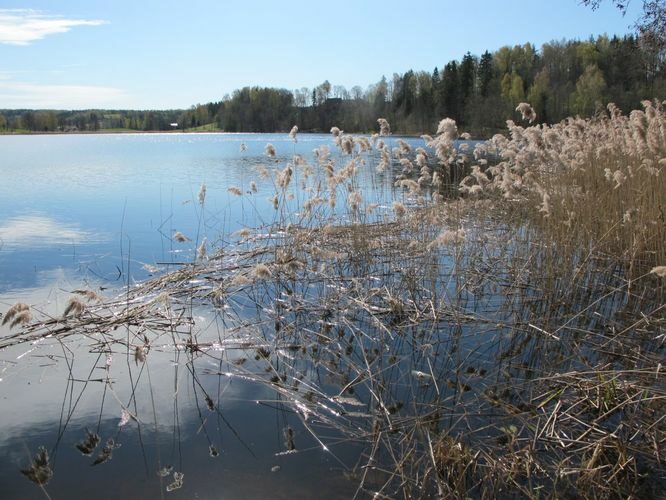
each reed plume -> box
[73,289,102,302]
[198,183,206,205]
[253,263,272,279]
[63,296,85,318]
[2,302,30,328]
[516,102,537,123]
[21,447,53,486]
[428,228,466,248]
[289,125,298,142]
[340,135,354,155]
[277,165,293,188]
[436,118,458,141]
[393,201,406,218]
[651,266,666,277]
[377,118,391,136]
[173,231,190,242]
[197,237,207,260]
[348,191,362,211]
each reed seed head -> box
[650,266,666,278]
[173,231,190,242]
[197,237,207,260]
[198,183,206,205]
[377,118,391,136]
[515,102,537,123]
[2,302,30,327]
[63,296,85,318]
[436,118,458,141]
[253,263,272,279]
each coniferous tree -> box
[478,51,494,97]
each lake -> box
[0,132,423,499]
[2,132,664,499]
[0,132,403,292]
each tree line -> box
[1,34,664,137]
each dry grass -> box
[468,99,666,275]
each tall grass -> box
[471,100,666,271]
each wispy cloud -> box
[0,81,128,109]
[0,9,107,45]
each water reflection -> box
[0,134,394,498]
[0,278,359,499]
[0,214,107,249]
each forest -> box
[1,34,664,136]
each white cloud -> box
[0,81,128,109]
[0,8,107,45]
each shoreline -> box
[0,129,494,140]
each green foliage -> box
[582,0,665,51]
[527,69,552,123]
[216,87,294,132]
[1,35,663,136]
[572,65,607,115]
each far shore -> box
[0,128,495,140]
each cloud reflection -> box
[0,214,106,248]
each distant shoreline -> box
[0,129,493,140]
[0,129,443,139]
[0,128,220,136]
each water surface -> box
[0,132,413,498]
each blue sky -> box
[0,0,643,110]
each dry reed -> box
[3,103,665,498]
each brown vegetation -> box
[3,101,665,497]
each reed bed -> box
[3,102,665,498]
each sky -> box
[0,0,644,110]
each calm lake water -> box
[0,132,420,499]
[1,132,402,292]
